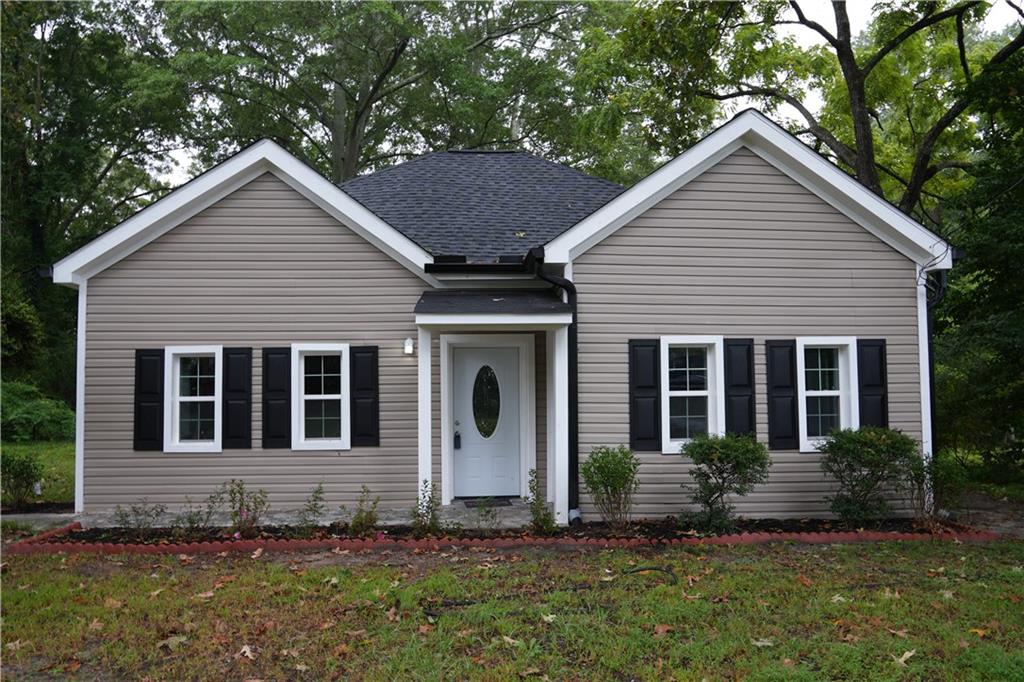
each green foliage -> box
[410,480,442,538]
[930,449,969,511]
[580,445,640,529]
[347,485,381,538]
[818,427,921,523]
[1,382,75,443]
[171,492,224,540]
[526,468,556,535]
[219,479,269,538]
[1,274,43,372]
[679,433,771,533]
[1,449,44,508]
[113,498,168,537]
[473,498,501,534]
[296,482,327,533]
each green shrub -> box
[347,485,380,537]
[1,449,43,508]
[818,427,920,523]
[219,479,269,538]
[526,468,556,535]
[1,381,75,442]
[979,444,1024,484]
[930,449,969,511]
[171,491,223,539]
[296,482,327,534]
[410,479,442,538]
[580,445,640,529]
[114,498,168,538]
[680,433,771,533]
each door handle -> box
[454,430,461,450]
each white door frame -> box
[440,333,536,505]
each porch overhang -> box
[414,289,573,330]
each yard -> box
[2,540,1022,680]
[0,441,75,509]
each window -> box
[164,346,223,453]
[796,337,859,452]
[291,343,350,450]
[660,336,726,454]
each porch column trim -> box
[553,325,570,524]
[546,330,556,505]
[417,327,432,499]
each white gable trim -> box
[52,139,439,286]
[545,110,951,271]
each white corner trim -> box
[417,328,433,494]
[439,333,536,506]
[163,345,224,453]
[51,139,439,286]
[659,335,726,455]
[795,336,860,453]
[552,326,570,524]
[290,343,351,451]
[545,109,951,271]
[74,282,87,513]
[916,267,934,460]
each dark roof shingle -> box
[340,150,624,262]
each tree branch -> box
[956,10,973,83]
[862,2,983,75]
[788,1,841,50]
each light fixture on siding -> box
[404,337,415,355]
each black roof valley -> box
[340,151,625,262]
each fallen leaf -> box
[5,639,24,651]
[941,590,954,600]
[251,548,263,560]
[518,668,542,677]
[891,649,916,667]
[318,621,335,631]
[417,624,435,635]
[1009,594,1021,604]
[456,629,473,638]
[882,588,901,599]
[711,593,730,603]
[156,635,187,651]
[323,577,339,587]
[653,624,673,639]
[88,618,103,631]
[830,594,849,604]
[331,643,351,657]
[345,629,367,638]
[796,574,813,588]
[64,659,82,673]
[385,605,400,622]
[103,597,123,610]
[888,628,909,639]
[236,644,257,660]
[296,663,310,672]
[193,591,216,601]
[752,638,774,648]
[502,635,521,646]
[177,554,195,565]
[968,628,987,638]
[541,614,557,623]
[783,658,795,667]
[149,588,165,598]
[214,574,237,589]
[841,633,862,643]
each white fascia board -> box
[52,139,439,286]
[545,110,951,271]
[415,313,572,328]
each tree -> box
[1,2,191,399]
[604,1,1024,221]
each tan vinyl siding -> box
[573,147,922,519]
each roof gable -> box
[52,140,438,286]
[544,110,951,271]
[340,150,624,262]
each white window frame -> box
[796,336,860,452]
[163,345,223,453]
[660,336,726,455]
[291,343,351,451]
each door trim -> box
[440,333,536,505]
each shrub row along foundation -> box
[5,522,1000,556]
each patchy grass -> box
[1,519,36,541]
[0,440,74,506]
[3,541,1023,679]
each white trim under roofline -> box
[51,139,440,287]
[545,109,952,271]
[415,313,573,329]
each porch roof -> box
[414,289,572,328]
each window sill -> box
[291,439,350,452]
[164,442,222,454]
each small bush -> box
[410,479,442,538]
[818,427,920,523]
[929,449,969,511]
[580,445,640,529]
[114,498,168,538]
[296,482,327,534]
[1,449,43,508]
[526,468,556,535]
[979,444,1024,484]
[1,381,75,442]
[219,479,269,538]
[347,485,380,537]
[473,498,501,533]
[680,433,771,533]
[171,491,223,539]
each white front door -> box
[452,346,520,497]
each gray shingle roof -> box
[339,151,625,262]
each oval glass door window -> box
[472,365,500,438]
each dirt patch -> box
[949,491,1024,538]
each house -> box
[52,110,951,524]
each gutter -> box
[526,247,582,524]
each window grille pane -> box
[304,398,342,440]
[806,395,840,437]
[669,396,709,440]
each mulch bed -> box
[5,518,1000,556]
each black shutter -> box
[223,347,252,449]
[765,340,798,450]
[724,338,755,436]
[628,339,661,452]
[857,339,888,428]
[133,349,164,451]
[350,346,380,447]
[262,347,291,449]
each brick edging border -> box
[5,523,1000,556]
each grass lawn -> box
[0,440,74,507]
[3,541,1022,680]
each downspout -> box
[926,268,949,454]
[527,247,582,524]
